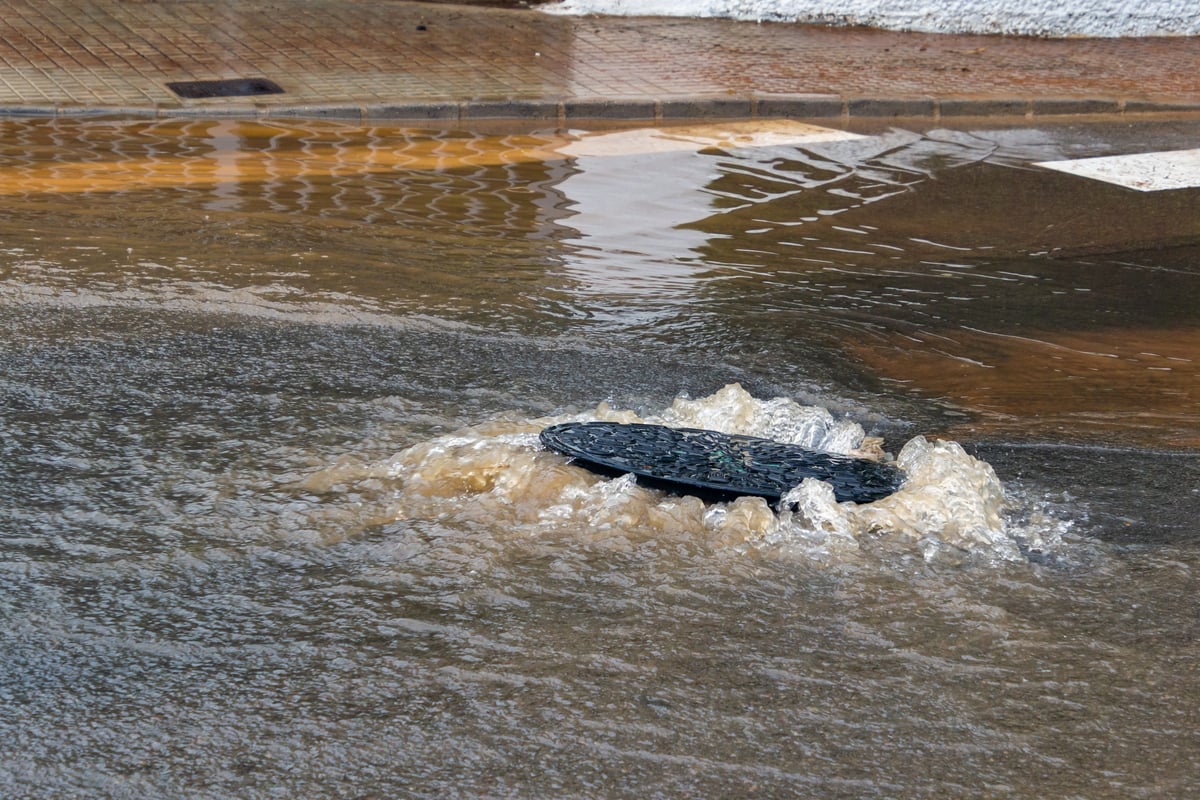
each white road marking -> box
[1036,148,1200,192]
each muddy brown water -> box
[1,116,1198,798]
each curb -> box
[3,94,1199,123]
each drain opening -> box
[167,78,285,99]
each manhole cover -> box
[166,78,284,99]
[539,422,906,506]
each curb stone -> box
[3,96,1199,123]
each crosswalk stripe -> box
[1036,148,1200,192]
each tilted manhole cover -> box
[539,422,905,506]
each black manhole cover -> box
[539,422,906,506]
[166,78,284,99]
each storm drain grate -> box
[167,77,285,99]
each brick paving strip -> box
[0,0,1198,121]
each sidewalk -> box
[1,0,1198,122]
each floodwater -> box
[1,116,1198,798]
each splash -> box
[309,384,1066,564]
[778,436,1017,563]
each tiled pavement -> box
[0,0,1199,121]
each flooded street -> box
[2,116,1198,798]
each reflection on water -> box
[0,119,564,196]
[2,116,1200,799]
[553,121,867,301]
[854,326,1200,446]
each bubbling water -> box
[304,384,1069,565]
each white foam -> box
[354,383,1068,565]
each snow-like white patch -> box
[542,0,1200,38]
